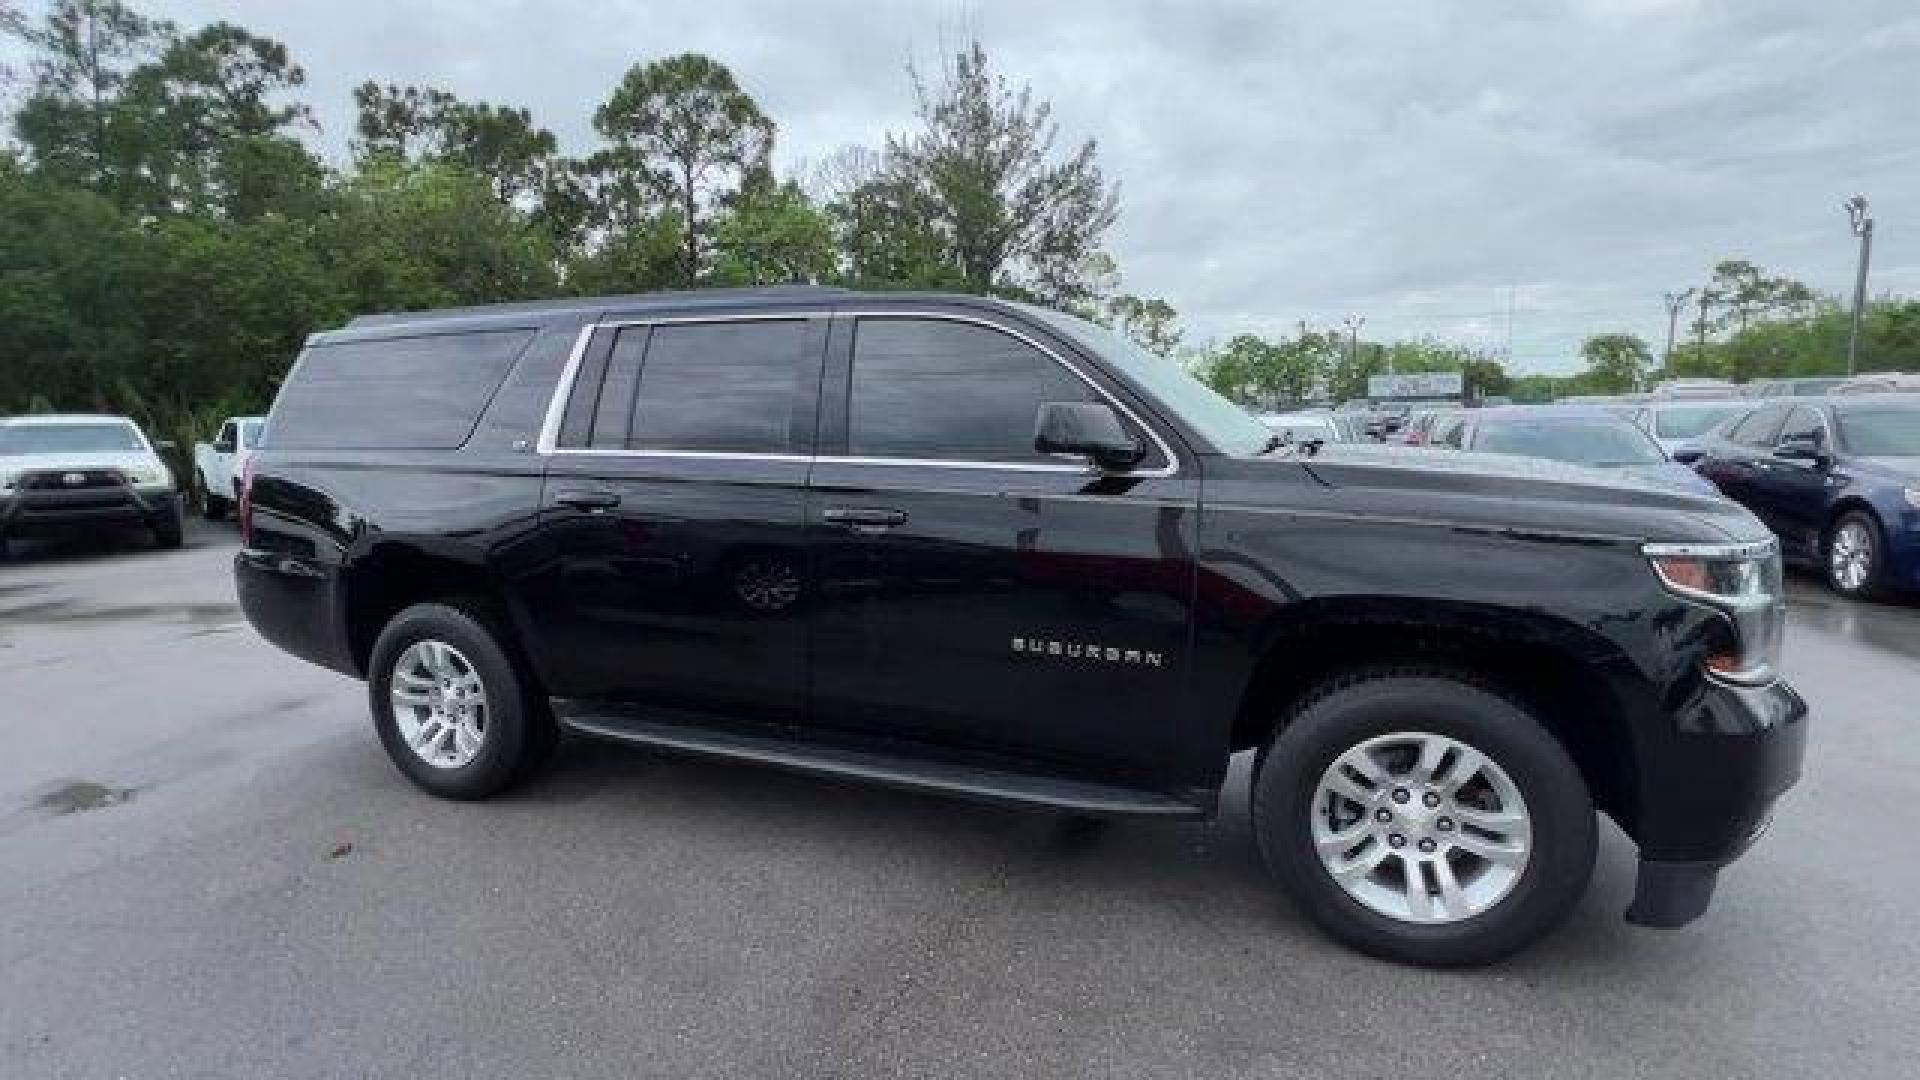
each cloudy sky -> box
[17,0,1919,374]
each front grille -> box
[16,470,125,491]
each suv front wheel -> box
[368,601,556,799]
[1254,669,1596,967]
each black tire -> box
[1823,510,1885,599]
[1253,668,1596,967]
[153,503,185,549]
[199,473,229,520]
[368,601,555,799]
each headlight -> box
[131,465,172,488]
[1644,540,1783,684]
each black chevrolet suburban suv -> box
[237,288,1806,965]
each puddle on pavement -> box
[38,781,138,815]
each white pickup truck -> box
[192,415,265,519]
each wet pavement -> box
[1,521,1917,1078]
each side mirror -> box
[213,440,235,454]
[1034,401,1143,471]
[1774,436,1829,467]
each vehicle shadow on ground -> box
[474,731,1648,970]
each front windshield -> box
[1654,403,1748,439]
[1790,379,1844,396]
[1027,306,1273,456]
[1473,419,1664,466]
[1837,409,1920,456]
[0,422,145,455]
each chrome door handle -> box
[823,507,908,534]
[555,489,621,512]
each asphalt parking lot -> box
[2,521,1916,1079]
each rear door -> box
[805,306,1200,784]
[516,311,828,726]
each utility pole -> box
[1845,195,1874,377]
[1694,290,1711,360]
[1343,314,1369,373]
[1662,288,1694,370]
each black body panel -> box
[236,288,1806,925]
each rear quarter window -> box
[267,329,534,450]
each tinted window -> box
[627,320,808,453]
[591,329,647,450]
[1836,408,1920,455]
[1654,403,1749,439]
[270,329,532,450]
[1471,419,1663,466]
[850,317,1098,462]
[1729,404,1790,448]
[1779,406,1825,447]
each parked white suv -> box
[0,414,183,556]
[192,415,264,519]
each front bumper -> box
[1625,675,1807,927]
[0,486,180,536]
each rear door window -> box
[1728,403,1790,449]
[269,329,533,450]
[557,318,816,454]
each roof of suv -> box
[342,285,854,331]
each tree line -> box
[1553,258,1919,399]
[0,1,1174,466]
[3,1,1914,457]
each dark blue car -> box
[1442,407,1722,496]
[1692,394,1920,598]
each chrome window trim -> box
[534,308,1183,478]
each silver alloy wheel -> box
[1830,520,1873,592]
[1311,731,1532,924]
[389,639,488,770]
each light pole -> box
[1844,195,1874,377]
[1343,314,1369,374]
[1662,289,1693,365]
[1662,288,1694,389]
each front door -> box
[806,309,1200,784]
[515,312,828,726]
[1752,405,1834,559]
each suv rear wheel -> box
[369,601,556,799]
[1254,669,1596,967]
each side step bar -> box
[558,707,1206,819]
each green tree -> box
[114,21,315,215]
[1104,294,1182,358]
[594,53,773,283]
[888,41,1118,305]
[709,173,835,286]
[10,0,172,195]
[1577,332,1652,393]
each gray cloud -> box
[27,0,1920,372]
